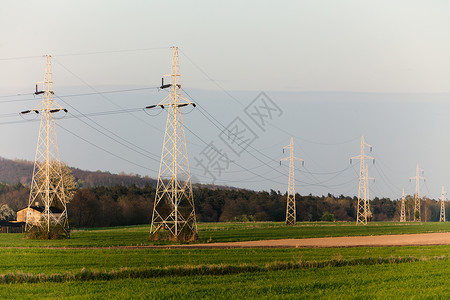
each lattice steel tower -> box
[149,47,197,241]
[365,164,374,221]
[400,188,406,222]
[409,163,424,222]
[24,55,69,235]
[440,186,446,222]
[281,137,303,225]
[350,135,374,225]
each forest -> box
[0,181,447,228]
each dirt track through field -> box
[166,232,450,249]
[4,233,450,250]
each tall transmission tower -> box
[149,47,197,241]
[365,163,375,221]
[350,135,374,225]
[280,137,303,225]
[440,186,446,222]
[24,55,69,236]
[409,163,424,222]
[400,188,406,222]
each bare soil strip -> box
[166,232,450,249]
[3,233,450,250]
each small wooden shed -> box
[16,205,63,225]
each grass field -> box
[0,222,449,298]
[0,259,449,298]
[0,221,449,248]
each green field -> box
[1,221,449,248]
[0,222,449,298]
[2,260,448,299]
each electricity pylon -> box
[280,137,303,225]
[149,47,197,241]
[409,163,424,222]
[24,55,69,236]
[400,188,406,222]
[350,135,374,225]
[365,164,375,221]
[440,186,446,222]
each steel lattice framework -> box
[149,47,197,241]
[351,135,374,225]
[25,55,69,235]
[400,188,406,222]
[410,163,424,222]
[281,137,303,225]
[365,164,374,221]
[440,186,446,222]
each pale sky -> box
[1,1,450,200]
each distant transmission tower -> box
[149,47,197,241]
[23,55,69,236]
[440,186,446,222]
[409,163,424,222]
[280,137,303,225]
[350,135,374,225]
[400,188,406,222]
[365,164,374,221]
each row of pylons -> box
[23,49,446,240]
[24,47,198,240]
[282,135,446,226]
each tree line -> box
[0,182,448,227]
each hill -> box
[0,156,236,190]
[0,157,157,188]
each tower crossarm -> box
[280,156,303,162]
[409,175,424,181]
[21,56,67,116]
[350,154,374,162]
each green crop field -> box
[0,222,449,298]
[0,221,449,248]
[2,260,447,299]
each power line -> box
[177,53,364,190]
[177,55,366,193]
[52,58,182,145]
[296,165,351,175]
[181,87,362,192]
[181,116,287,186]
[0,55,43,61]
[269,122,360,146]
[0,97,37,104]
[0,93,34,99]
[53,47,169,57]
[179,49,245,108]
[0,47,169,61]
[57,124,158,173]
[181,88,331,190]
[182,90,288,172]
[54,94,161,162]
[372,163,402,198]
[56,86,160,98]
[0,107,148,126]
[174,52,364,192]
[0,112,20,118]
[0,86,160,104]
